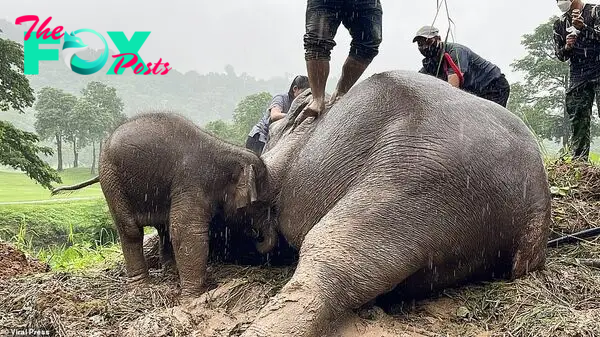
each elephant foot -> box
[179,277,209,300]
[240,279,334,337]
[179,286,207,304]
[356,302,385,321]
[161,261,178,276]
[127,272,150,286]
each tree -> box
[34,87,78,171]
[204,119,237,142]
[510,16,600,145]
[231,92,272,143]
[507,83,563,141]
[0,37,61,189]
[70,98,103,172]
[203,92,273,146]
[225,64,236,77]
[80,81,126,173]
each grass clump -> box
[0,199,116,249]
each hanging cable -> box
[431,0,461,80]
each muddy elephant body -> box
[242,70,551,336]
[97,112,274,297]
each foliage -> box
[0,38,34,113]
[81,81,126,134]
[33,87,78,140]
[204,119,238,143]
[33,82,126,170]
[0,121,62,189]
[233,92,273,137]
[0,37,61,190]
[9,219,121,272]
[0,199,115,249]
[509,16,600,144]
[507,83,563,141]
[70,97,100,149]
[204,92,273,145]
[36,240,122,272]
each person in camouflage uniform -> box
[554,0,600,161]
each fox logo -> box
[62,29,108,75]
[62,31,88,70]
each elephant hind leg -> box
[511,204,551,279]
[103,183,148,284]
[241,194,426,337]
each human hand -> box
[572,10,585,30]
[566,34,577,50]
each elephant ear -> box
[233,164,258,209]
[282,88,332,132]
[283,88,312,131]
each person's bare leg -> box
[303,59,329,118]
[329,56,370,106]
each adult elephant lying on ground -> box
[241,70,552,337]
[52,112,278,297]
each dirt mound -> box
[0,263,489,337]
[1,241,598,337]
[547,159,600,236]
[0,241,49,279]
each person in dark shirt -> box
[413,25,510,108]
[246,75,310,155]
[553,0,600,161]
[300,0,383,121]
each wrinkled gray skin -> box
[241,70,552,337]
[97,112,275,297]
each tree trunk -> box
[91,141,96,174]
[56,133,63,171]
[72,138,78,168]
[98,139,103,169]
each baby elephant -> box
[54,112,275,297]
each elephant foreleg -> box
[169,192,210,298]
[241,194,426,337]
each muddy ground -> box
[0,160,599,337]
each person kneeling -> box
[246,75,310,155]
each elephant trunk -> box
[255,221,279,254]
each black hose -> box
[547,227,600,247]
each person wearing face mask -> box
[553,0,600,162]
[413,26,510,108]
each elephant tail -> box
[51,175,100,196]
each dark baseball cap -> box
[412,25,440,42]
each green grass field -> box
[0,168,113,252]
[0,199,116,248]
[0,167,103,203]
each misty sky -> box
[5,0,596,84]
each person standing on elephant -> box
[300,0,383,121]
[553,0,600,162]
[413,26,510,108]
[246,75,310,155]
